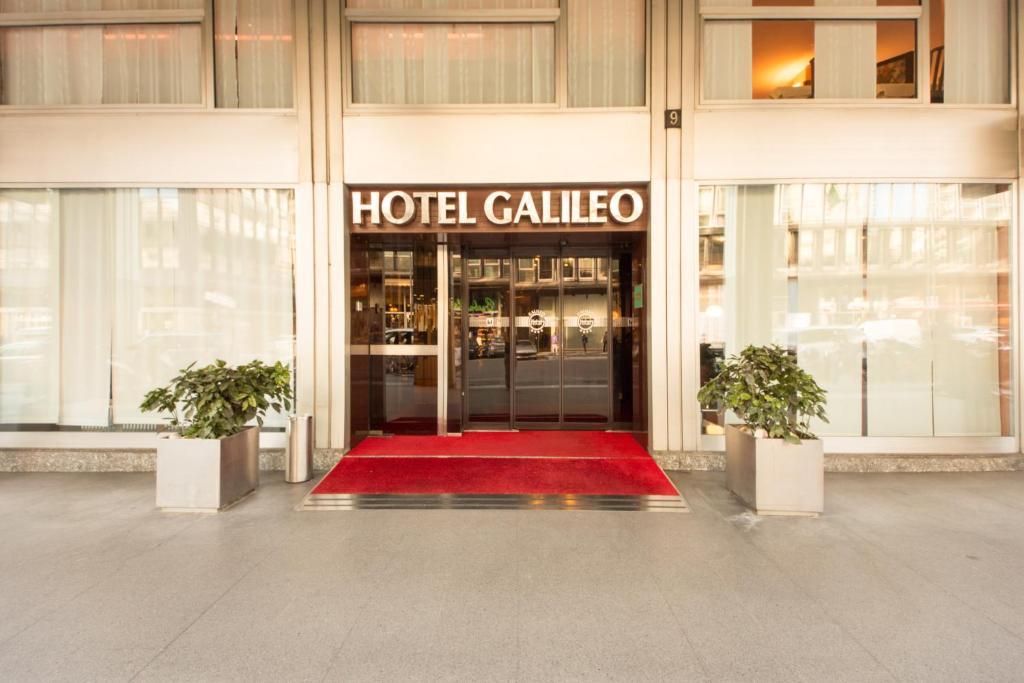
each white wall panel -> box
[0,113,301,185]
[343,113,651,184]
[694,108,1018,180]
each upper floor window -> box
[700,0,1010,105]
[345,0,646,108]
[0,0,294,108]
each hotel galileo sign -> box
[348,185,647,232]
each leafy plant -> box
[697,344,827,443]
[140,360,293,439]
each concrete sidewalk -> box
[0,470,1022,682]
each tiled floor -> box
[1,470,1023,682]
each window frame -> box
[696,1,1017,110]
[0,0,299,112]
[341,1,651,113]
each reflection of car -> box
[515,340,538,359]
[487,339,506,357]
[385,328,414,345]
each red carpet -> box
[345,430,650,459]
[311,431,679,497]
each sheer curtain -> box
[214,0,295,107]
[567,0,645,107]
[701,0,751,100]
[111,188,294,427]
[345,1,558,9]
[717,183,1011,438]
[0,1,202,10]
[0,190,60,424]
[943,0,1009,104]
[351,23,555,104]
[0,23,202,104]
[814,0,875,99]
[59,191,113,426]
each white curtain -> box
[0,1,202,10]
[214,0,295,108]
[701,0,752,100]
[720,182,1010,437]
[111,188,294,427]
[791,184,866,436]
[0,190,61,424]
[814,0,875,99]
[345,1,558,8]
[59,191,113,426]
[944,0,1009,104]
[567,0,645,107]
[351,22,554,104]
[0,23,202,104]
[724,185,784,353]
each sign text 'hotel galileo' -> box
[349,185,647,232]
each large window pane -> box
[704,18,916,100]
[214,0,295,108]
[698,183,1012,438]
[568,0,645,107]
[346,0,557,6]
[0,191,60,424]
[930,0,1010,104]
[351,22,554,104]
[0,188,295,430]
[1,0,202,9]
[0,24,202,105]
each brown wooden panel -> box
[348,184,649,233]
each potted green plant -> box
[140,359,293,512]
[697,344,828,516]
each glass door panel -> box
[465,255,512,425]
[562,254,610,423]
[355,237,439,435]
[514,254,560,424]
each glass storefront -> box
[0,188,296,430]
[698,182,1013,439]
[349,233,646,439]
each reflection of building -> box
[0,0,1020,466]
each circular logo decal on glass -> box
[527,309,547,332]
[577,311,595,333]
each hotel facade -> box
[1,0,1021,470]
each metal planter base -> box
[725,425,824,516]
[155,427,260,512]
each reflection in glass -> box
[698,182,1013,438]
[0,188,296,429]
[563,256,609,423]
[465,254,511,424]
[363,238,438,435]
[514,255,559,424]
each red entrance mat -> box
[346,431,650,459]
[311,455,679,496]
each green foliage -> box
[697,344,828,444]
[139,360,293,440]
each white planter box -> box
[156,427,259,512]
[725,425,824,516]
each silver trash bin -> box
[285,414,314,483]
